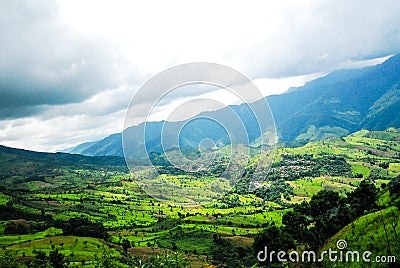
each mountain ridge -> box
[69,54,400,158]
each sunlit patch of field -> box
[224,236,253,246]
[350,162,371,177]
[135,174,233,204]
[287,176,362,202]
[6,235,121,262]
[0,227,62,247]
[0,193,10,205]
[388,162,400,175]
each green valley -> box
[0,129,399,267]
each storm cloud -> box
[1,0,400,151]
[0,0,140,119]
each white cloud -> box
[0,110,126,152]
[0,0,400,151]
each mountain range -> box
[65,54,400,158]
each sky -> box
[1,0,400,152]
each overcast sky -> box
[1,0,400,152]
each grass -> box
[216,209,291,227]
[350,162,371,177]
[0,227,62,247]
[6,236,121,262]
[0,193,10,205]
[287,176,359,202]
[376,189,395,207]
[388,162,400,176]
[322,206,400,267]
[156,231,213,255]
[0,221,8,235]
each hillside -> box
[70,54,400,158]
[0,145,127,168]
[322,206,400,267]
[270,54,400,141]
[0,129,399,267]
[363,84,400,130]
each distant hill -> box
[70,54,400,158]
[270,54,400,141]
[61,140,98,154]
[0,145,128,172]
[362,84,400,130]
[77,133,123,156]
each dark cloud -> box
[0,0,139,119]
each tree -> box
[49,248,65,268]
[388,176,400,210]
[30,249,64,268]
[309,190,341,220]
[96,247,123,268]
[253,224,294,267]
[282,211,309,244]
[0,249,27,268]
[122,239,131,253]
[348,180,378,217]
[4,219,31,235]
[59,217,109,239]
[171,242,178,251]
